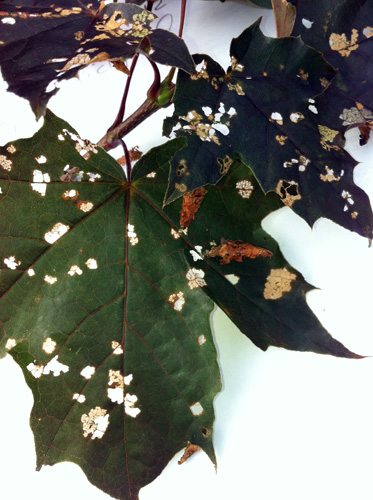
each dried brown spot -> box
[81,407,109,440]
[263,268,297,300]
[207,238,273,265]
[275,135,288,146]
[167,291,185,312]
[318,125,339,143]
[180,187,207,228]
[320,166,340,182]
[74,30,84,41]
[351,211,358,219]
[330,30,359,57]
[320,77,329,88]
[178,443,201,465]
[231,56,244,72]
[60,166,80,182]
[176,159,188,177]
[62,53,91,71]
[227,82,245,96]
[298,69,309,81]
[289,112,304,123]
[200,426,210,437]
[175,182,187,193]
[276,180,301,207]
[191,60,209,81]
[62,189,79,201]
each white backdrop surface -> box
[1,1,373,499]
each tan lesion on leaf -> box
[179,110,221,145]
[218,155,233,175]
[227,82,245,96]
[77,201,94,212]
[176,159,188,177]
[275,135,288,146]
[329,29,359,57]
[339,106,373,126]
[112,341,123,355]
[81,407,109,439]
[0,155,12,171]
[276,180,301,207]
[263,268,297,300]
[6,145,16,154]
[297,69,309,81]
[231,56,244,72]
[320,166,340,182]
[289,112,304,123]
[175,182,187,193]
[178,443,201,465]
[318,125,339,143]
[61,53,91,71]
[74,30,84,41]
[186,268,207,289]
[320,77,330,88]
[191,60,209,81]
[207,239,273,265]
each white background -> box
[1,1,373,499]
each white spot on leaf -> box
[35,155,47,164]
[190,246,203,262]
[44,275,57,285]
[27,269,35,277]
[73,393,86,403]
[168,291,186,312]
[85,258,98,270]
[68,265,83,276]
[127,224,138,246]
[80,365,95,379]
[2,17,16,24]
[302,18,314,29]
[125,393,141,418]
[190,402,204,416]
[225,274,240,285]
[0,155,12,171]
[42,338,56,354]
[5,338,16,350]
[290,112,304,123]
[198,335,206,346]
[43,355,69,376]
[27,363,44,379]
[4,256,20,270]
[236,180,254,199]
[271,112,283,125]
[111,341,123,355]
[44,223,69,244]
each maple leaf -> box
[0,0,194,117]
[164,19,373,239]
[290,0,373,141]
[0,109,359,500]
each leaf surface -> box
[290,0,373,140]
[0,0,194,117]
[164,20,373,238]
[0,111,220,500]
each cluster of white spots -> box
[62,129,98,159]
[190,402,204,416]
[68,265,83,276]
[77,201,94,212]
[1,17,16,24]
[27,362,44,379]
[73,393,86,403]
[111,341,123,355]
[31,169,51,196]
[191,59,209,81]
[236,180,254,199]
[125,393,141,418]
[4,256,21,270]
[6,145,16,154]
[0,155,12,171]
[44,275,57,285]
[27,268,36,277]
[108,369,125,404]
[263,268,297,300]
[81,407,109,439]
[127,224,138,246]
[290,112,304,123]
[5,338,16,350]
[186,268,207,289]
[283,154,310,172]
[320,166,340,182]
[342,190,355,211]
[27,355,69,378]
[80,365,96,379]
[180,110,221,145]
[146,171,156,178]
[35,155,47,164]
[302,18,314,29]
[270,112,283,125]
[44,222,70,244]
[168,291,186,312]
[171,228,188,240]
[62,189,78,200]
[42,338,56,354]
[190,245,203,262]
[87,172,101,182]
[225,274,240,285]
[231,56,244,72]
[85,258,98,270]
[308,99,318,114]
[43,355,69,376]
[198,335,207,346]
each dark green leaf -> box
[164,20,373,238]
[0,111,220,500]
[290,0,373,140]
[0,0,194,117]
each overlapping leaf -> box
[163,20,373,238]
[0,111,220,500]
[0,0,194,117]
[290,0,373,141]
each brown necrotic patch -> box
[275,180,301,207]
